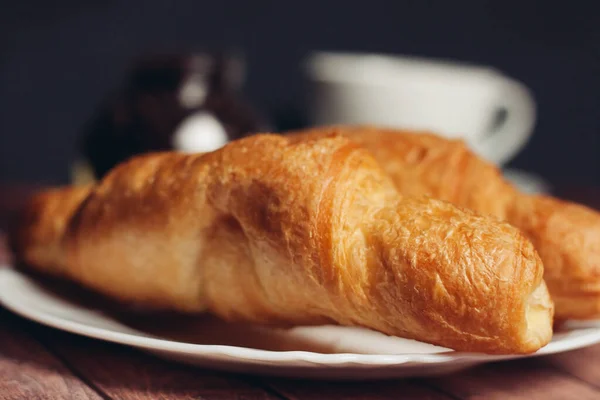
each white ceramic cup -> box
[306,52,537,165]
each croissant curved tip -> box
[521,281,554,353]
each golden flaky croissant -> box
[292,126,600,321]
[12,134,552,354]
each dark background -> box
[1,1,599,185]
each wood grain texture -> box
[0,308,102,400]
[263,379,453,400]
[546,344,600,389]
[427,358,600,400]
[27,321,279,400]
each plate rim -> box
[1,266,600,367]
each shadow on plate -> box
[15,266,450,355]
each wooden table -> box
[1,185,600,400]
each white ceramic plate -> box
[1,267,600,380]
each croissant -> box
[291,126,600,321]
[11,134,552,354]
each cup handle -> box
[476,78,537,165]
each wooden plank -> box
[425,358,600,400]
[0,309,103,400]
[10,310,453,400]
[263,378,454,400]
[26,320,282,400]
[546,344,600,389]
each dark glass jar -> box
[75,52,267,183]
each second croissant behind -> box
[13,134,553,354]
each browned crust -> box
[12,133,552,354]
[291,125,600,320]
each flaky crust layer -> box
[292,126,600,320]
[13,134,552,354]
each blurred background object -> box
[1,0,599,188]
[76,52,266,182]
[305,51,544,193]
[306,51,537,166]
